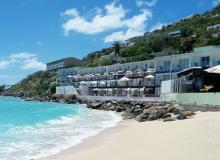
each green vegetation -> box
[82,4,220,65]
[0,85,5,93]
[3,5,220,96]
[4,71,57,96]
[112,41,122,56]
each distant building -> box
[46,57,81,71]
[100,53,126,64]
[207,24,220,31]
[168,30,181,37]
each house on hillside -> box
[168,30,181,37]
[207,24,220,31]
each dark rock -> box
[136,113,148,122]
[157,108,167,118]
[115,106,124,112]
[162,113,172,119]
[122,112,134,120]
[176,114,187,120]
[133,108,143,116]
[126,106,135,113]
[88,102,102,109]
[147,111,159,121]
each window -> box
[145,64,148,69]
[200,56,210,68]
[135,65,138,70]
[164,60,171,71]
[179,58,189,70]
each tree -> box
[0,85,5,93]
[112,41,122,56]
[179,38,195,53]
[180,27,194,38]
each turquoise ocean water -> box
[0,96,121,160]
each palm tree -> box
[112,41,121,56]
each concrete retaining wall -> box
[161,93,220,106]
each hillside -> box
[2,5,220,97]
[82,4,220,65]
[3,71,57,97]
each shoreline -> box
[39,119,128,160]
[40,111,220,160]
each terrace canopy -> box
[67,75,75,78]
[145,75,155,79]
[79,81,87,85]
[205,65,220,74]
[119,77,131,81]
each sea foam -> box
[0,97,122,160]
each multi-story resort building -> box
[56,46,220,97]
[46,57,81,71]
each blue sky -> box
[0,0,219,84]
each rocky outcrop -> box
[84,100,195,123]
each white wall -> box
[56,86,78,95]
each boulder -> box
[162,113,172,119]
[126,106,135,113]
[163,117,176,122]
[136,113,148,122]
[147,111,160,121]
[157,108,167,118]
[122,112,134,120]
[133,108,143,116]
[176,114,187,120]
[88,102,102,109]
[182,111,194,117]
[143,107,157,114]
[115,106,124,112]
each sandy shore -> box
[41,111,220,160]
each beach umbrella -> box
[67,75,75,78]
[100,81,106,85]
[119,77,131,81]
[145,75,155,79]
[90,81,97,84]
[79,81,87,85]
[205,65,220,74]
[95,73,101,76]
[93,88,100,91]
[146,69,155,73]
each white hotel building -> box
[57,46,220,96]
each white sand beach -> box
[41,111,220,160]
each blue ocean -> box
[0,96,121,160]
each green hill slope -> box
[82,4,220,65]
[3,71,57,97]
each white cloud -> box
[10,52,35,60]
[21,58,46,70]
[62,2,152,43]
[104,29,144,42]
[150,22,167,32]
[213,0,220,7]
[0,52,46,71]
[136,0,157,7]
[61,8,79,17]
[62,2,126,35]
[105,9,152,42]
[0,60,10,69]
